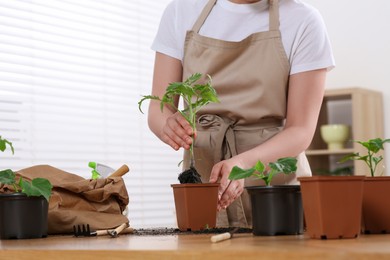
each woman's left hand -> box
[209,158,246,211]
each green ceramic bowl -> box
[320,124,349,150]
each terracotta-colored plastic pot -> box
[171,183,219,231]
[362,176,390,234]
[299,176,364,239]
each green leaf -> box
[254,161,265,173]
[138,95,162,113]
[269,157,298,174]
[228,166,256,180]
[185,73,202,85]
[0,169,16,185]
[228,157,297,186]
[339,153,360,163]
[372,156,383,165]
[0,136,14,154]
[0,139,5,152]
[20,178,53,202]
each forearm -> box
[235,69,326,168]
[147,101,175,141]
[147,52,197,151]
[236,125,315,168]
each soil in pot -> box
[246,185,303,236]
[178,166,202,184]
[0,193,49,239]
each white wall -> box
[305,0,390,174]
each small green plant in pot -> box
[228,157,303,236]
[339,138,390,177]
[138,73,219,183]
[340,137,390,234]
[0,135,53,239]
[228,157,298,185]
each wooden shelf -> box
[306,148,354,156]
[307,87,384,176]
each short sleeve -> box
[151,1,182,60]
[290,9,335,75]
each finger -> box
[219,181,243,209]
[219,186,233,209]
[161,134,180,151]
[209,163,223,183]
[164,119,192,149]
[175,114,194,136]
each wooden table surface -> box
[1,232,390,260]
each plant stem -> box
[367,150,374,177]
[190,141,195,168]
[186,95,196,169]
[13,183,19,192]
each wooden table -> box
[1,232,390,260]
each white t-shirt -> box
[151,0,335,75]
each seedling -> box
[339,138,390,177]
[138,73,219,183]
[0,170,52,201]
[0,135,52,201]
[228,157,297,186]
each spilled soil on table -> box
[132,227,252,236]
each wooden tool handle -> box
[210,232,232,243]
[114,222,129,234]
[95,227,134,236]
[108,164,129,178]
[95,230,108,236]
[108,222,129,237]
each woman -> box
[147,0,335,227]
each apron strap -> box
[192,0,280,33]
[269,0,280,31]
[192,0,217,33]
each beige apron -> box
[182,0,311,227]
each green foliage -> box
[0,136,14,154]
[0,135,52,201]
[0,169,52,201]
[138,73,219,167]
[339,138,390,177]
[228,157,298,186]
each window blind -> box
[0,0,180,228]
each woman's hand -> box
[160,111,195,151]
[209,158,246,211]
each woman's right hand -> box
[160,112,195,151]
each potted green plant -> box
[340,137,390,234]
[228,157,303,236]
[138,73,220,231]
[0,135,53,239]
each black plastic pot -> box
[0,193,49,239]
[246,185,303,236]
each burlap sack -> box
[1,165,129,234]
